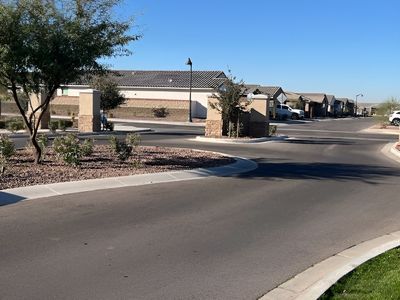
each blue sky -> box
[104,0,400,102]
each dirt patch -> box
[0,145,234,190]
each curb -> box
[390,143,400,159]
[192,135,288,144]
[260,231,400,300]
[381,142,400,164]
[260,143,400,300]
[2,128,152,139]
[0,154,257,206]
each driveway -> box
[1,118,399,299]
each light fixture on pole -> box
[186,58,193,122]
[355,93,363,117]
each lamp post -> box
[186,58,193,122]
[355,93,363,117]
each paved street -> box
[1,118,400,299]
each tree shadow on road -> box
[235,160,400,185]
[283,138,354,145]
[0,192,25,207]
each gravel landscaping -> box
[0,145,234,190]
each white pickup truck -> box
[271,104,305,120]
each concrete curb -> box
[360,126,400,135]
[0,154,257,206]
[381,142,400,164]
[390,143,400,159]
[1,127,152,139]
[260,231,400,300]
[192,135,288,144]
[260,143,400,300]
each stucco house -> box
[336,98,355,116]
[297,93,329,118]
[245,85,286,118]
[326,95,345,117]
[52,70,227,120]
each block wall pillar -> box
[28,92,50,129]
[205,96,223,137]
[78,90,101,132]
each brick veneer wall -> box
[2,97,191,121]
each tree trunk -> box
[30,134,42,164]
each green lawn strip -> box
[319,247,400,299]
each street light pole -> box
[186,58,193,123]
[355,93,363,117]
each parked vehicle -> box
[389,110,400,126]
[270,104,305,120]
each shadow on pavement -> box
[0,192,25,207]
[284,138,354,145]
[235,160,400,184]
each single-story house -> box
[52,70,228,120]
[336,98,355,116]
[296,93,329,118]
[245,85,286,118]
[326,95,345,117]
[284,91,314,111]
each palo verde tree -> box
[0,0,139,163]
[374,97,400,125]
[91,76,126,113]
[210,74,249,137]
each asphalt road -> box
[1,118,400,299]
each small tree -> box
[0,0,139,164]
[91,76,126,113]
[210,75,249,137]
[374,97,400,125]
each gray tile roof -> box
[75,70,227,89]
[297,93,327,103]
[326,95,336,105]
[286,91,313,103]
[245,84,284,99]
[337,98,355,104]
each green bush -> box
[81,139,94,156]
[152,107,169,118]
[268,124,277,136]
[53,134,82,166]
[58,119,73,131]
[49,120,59,133]
[0,120,5,129]
[0,134,15,174]
[109,135,132,161]
[6,118,25,132]
[126,133,141,148]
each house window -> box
[61,88,69,96]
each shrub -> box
[57,119,73,131]
[53,134,82,166]
[37,134,48,160]
[6,118,24,133]
[109,135,132,161]
[0,134,15,174]
[152,107,169,118]
[126,133,141,148]
[268,124,277,136]
[81,139,94,156]
[49,120,59,133]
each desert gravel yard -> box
[0,145,234,190]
